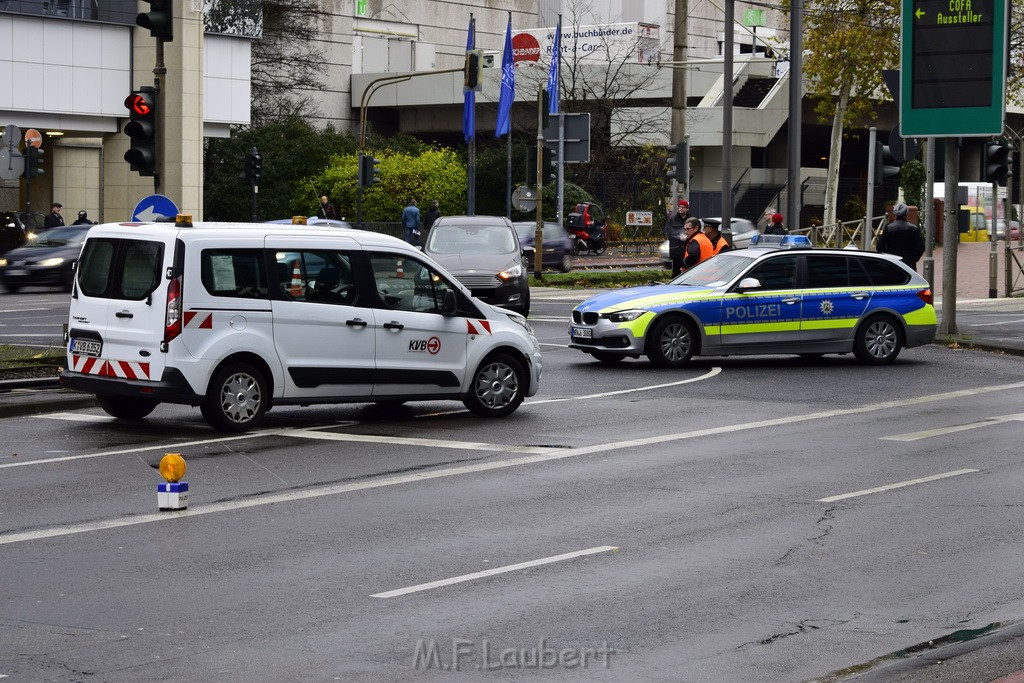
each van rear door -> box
[69,226,173,383]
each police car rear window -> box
[860,257,911,286]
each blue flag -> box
[547,17,561,115]
[495,16,515,137]
[463,16,476,142]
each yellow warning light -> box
[291,215,307,225]
[159,453,187,482]
[175,214,194,227]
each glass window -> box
[806,255,850,288]
[201,249,268,299]
[861,258,912,286]
[77,238,115,297]
[745,255,798,290]
[119,241,163,299]
[274,250,355,305]
[368,253,453,313]
[78,238,163,300]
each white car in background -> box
[659,217,759,268]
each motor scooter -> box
[568,223,607,255]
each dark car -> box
[0,210,44,257]
[422,215,530,316]
[0,224,91,292]
[513,221,573,273]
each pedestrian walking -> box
[423,200,441,239]
[401,199,421,245]
[876,203,925,271]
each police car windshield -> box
[671,253,753,287]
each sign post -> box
[900,0,1008,136]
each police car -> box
[60,218,542,432]
[568,234,937,367]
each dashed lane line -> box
[882,414,1024,441]
[817,469,979,503]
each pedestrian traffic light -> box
[123,87,157,177]
[23,146,44,179]
[873,141,900,187]
[463,49,484,91]
[984,140,1010,184]
[359,154,381,187]
[666,142,687,181]
[245,148,262,184]
[137,0,173,41]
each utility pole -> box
[671,0,688,206]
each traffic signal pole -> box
[863,127,877,250]
[534,87,544,280]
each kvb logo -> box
[409,337,442,354]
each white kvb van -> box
[60,218,542,432]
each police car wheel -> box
[647,316,696,368]
[853,314,902,365]
[590,351,625,365]
[462,353,526,417]
[97,394,159,420]
[202,362,269,432]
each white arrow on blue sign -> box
[132,194,180,223]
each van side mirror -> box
[442,288,458,316]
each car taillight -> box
[164,275,182,345]
[917,288,933,305]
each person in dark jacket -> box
[664,200,690,276]
[876,203,925,271]
[72,210,94,225]
[765,212,787,235]
[423,200,442,237]
[44,203,64,228]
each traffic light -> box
[123,87,157,176]
[666,142,687,181]
[463,49,484,91]
[359,154,380,187]
[23,146,44,179]
[137,0,173,41]
[526,147,556,186]
[245,148,262,184]
[984,139,1010,184]
[873,141,900,186]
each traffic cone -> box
[289,260,303,297]
[396,259,404,278]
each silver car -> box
[659,217,759,267]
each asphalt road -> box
[2,290,1024,681]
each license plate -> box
[571,326,593,339]
[71,338,102,357]
[4,269,27,276]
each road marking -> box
[0,307,49,314]
[4,381,1024,544]
[43,413,112,422]
[967,318,1024,327]
[539,342,570,348]
[526,367,722,405]
[817,469,979,503]
[527,316,570,322]
[287,430,554,453]
[370,546,619,598]
[882,414,1024,441]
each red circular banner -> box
[512,33,541,63]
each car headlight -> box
[506,311,533,334]
[498,264,523,280]
[0,258,6,267]
[602,309,647,323]
[38,257,65,267]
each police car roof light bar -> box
[749,234,812,249]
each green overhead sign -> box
[900,0,1008,136]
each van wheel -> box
[647,316,697,368]
[97,395,158,420]
[463,353,526,417]
[201,362,268,432]
[854,314,902,365]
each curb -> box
[0,395,98,418]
